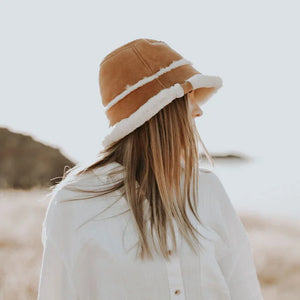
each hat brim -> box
[183,73,223,106]
[101,73,222,148]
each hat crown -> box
[99,38,185,107]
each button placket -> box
[164,220,186,299]
[174,289,181,295]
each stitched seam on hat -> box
[132,45,166,90]
[131,46,154,76]
[100,40,144,66]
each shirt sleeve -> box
[209,172,264,300]
[37,169,107,299]
[37,235,77,300]
[37,184,78,300]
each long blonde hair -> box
[51,93,214,261]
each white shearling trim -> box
[188,73,223,89]
[102,83,184,147]
[104,58,191,112]
[101,74,223,148]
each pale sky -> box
[1,0,299,217]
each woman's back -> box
[37,38,263,299]
[37,161,263,300]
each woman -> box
[37,38,263,299]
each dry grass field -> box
[0,188,299,300]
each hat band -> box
[104,58,192,112]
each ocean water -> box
[208,156,300,220]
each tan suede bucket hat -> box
[99,38,223,148]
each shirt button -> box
[174,289,181,295]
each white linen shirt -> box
[37,162,263,300]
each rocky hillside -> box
[0,127,75,189]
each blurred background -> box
[0,0,299,299]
